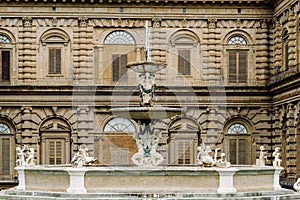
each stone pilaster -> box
[273,19,282,72]
[18,17,37,82]
[73,17,94,84]
[255,19,269,84]
[151,18,167,82]
[287,7,297,68]
[204,18,219,84]
[286,103,297,176]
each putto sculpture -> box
[256,145,268,166]
[196,144,230,168]
[71,146,97,167]
[16,145,36,167]
[272,147,282,167]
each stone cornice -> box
[0,0,270,4]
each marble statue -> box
[25,147,36,166]
[131,125,164,166]
[16,146,26,167]
[293,178,300,192]
[256,145,268,166]
[196,143,219,167]
[196,144,231,168]
[216,152,231,168]
[71,147,97,167]
[16,145,36,167]
[139,72,155,107]
[272,147,282,167]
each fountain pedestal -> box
[111,107,181,166]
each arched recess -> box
[168,116,201,165]
[96,116,138,165]
[39,117,72,165]
[223,117,254,165]
[0,29,17,84]
[0,117,16,180]
[37,28,71,81]
[168,30,200,77]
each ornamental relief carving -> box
[91,18,145,27]
[279,11,289,25]
[162,19,206,28]
[22,17,32,27]
[217,19,258,28]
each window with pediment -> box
[168,117,200,165]
[0,121,15,180]
[39,118,71,165]
[169,31,200,76]
[224,120,253,165]
[39,29,70,80]
[103,31,136,83]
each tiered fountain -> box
[4,21,296,200]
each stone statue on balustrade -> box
[216,152,231,168]
[71,146,97,167]
[256,145,268,166]
[272,147,282,167]
[16,145,36,167]
[196,144,230,168]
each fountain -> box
[111,63,181,167]
[3,21,298,200]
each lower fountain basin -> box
[111,107,182,120]
[13,165,286,195]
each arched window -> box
[225,121,252,165]
[0,34,11,83]
[100,117,137,165]
[228,36,247,45]
[227,35,248,84]
[104,31,135,44]
[0,121,15,180]
[0,35,10,43]
[103,31,136,82]
[228,123,247,134]
[283,30,289,70]
[104,117,136,133]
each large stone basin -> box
[14,165,284,194]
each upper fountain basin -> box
[111,106,182,120]
[127,61,166,74]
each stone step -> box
[1,189,300,200]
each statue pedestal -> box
[217,168,238,194]
[15,167,25,191]
[65,168,87,194]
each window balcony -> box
[268,64,300,86]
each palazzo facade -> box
[0,0,299,181]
